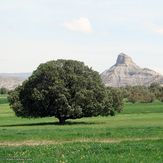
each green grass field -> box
[0,96,163,162]
[0,94,8,105]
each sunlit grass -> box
[0,96,163,162]
[0,140,163,163]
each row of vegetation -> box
[2,83,163,104]
[119,83,163,103]
[0,87,9,94]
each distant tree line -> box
[0,87,9,94]
[119,83,163,103]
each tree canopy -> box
[8,60,122,124]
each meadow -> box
[0,95,163,162]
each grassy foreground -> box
[0,140,163,163]
[0,96,163,162]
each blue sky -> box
[0,0,163,73]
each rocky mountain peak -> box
[101,53,163,87]
[116,53,134,65]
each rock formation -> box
[101,53,163,87]
[0,73,30,90]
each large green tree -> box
[107,87,124,115]
[8,60,122,124]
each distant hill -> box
[0,73,31,79]
[101,53,163,87]
[1,54,163,89]
[0,73,31,90]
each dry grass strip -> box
[0,137,162,147]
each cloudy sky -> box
[0,0,163,73]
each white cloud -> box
[154,27,163,35]
[63,17,93,33]
[145,22,163,35]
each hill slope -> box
[0,73,30,90]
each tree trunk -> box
[58,117,66,125]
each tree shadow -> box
[0,121,105,127]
